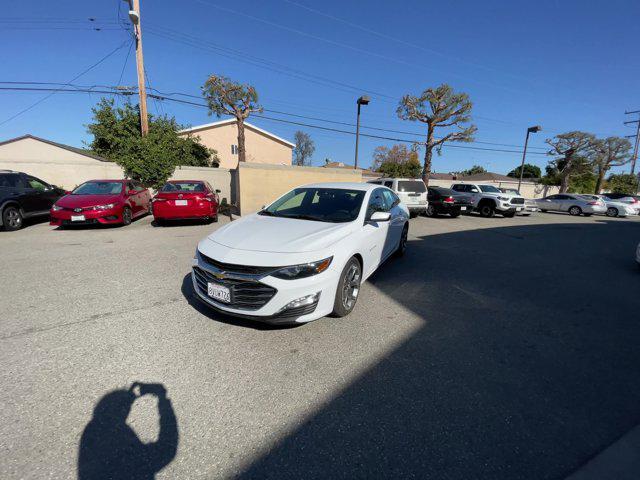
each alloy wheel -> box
[123,208,132,225]
[606,207,618,217]
[569,206,581,216]
[5,208,22,230]
[341,263,361,310]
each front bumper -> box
[190,255,339,324]
[50,207,123,226]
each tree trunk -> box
[422,124,434,187]
[559,173,570,193]
[594,167,605,194]
[236,118,246,164]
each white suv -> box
[368,178,428,217]
[450,183,525,217]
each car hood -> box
[55,194,122,208]
[208,214,354,253]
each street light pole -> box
[354,95,370,169]
[517,125,541,192]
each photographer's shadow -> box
[78,383,178,480]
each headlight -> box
[94,203,116,211]
[497,196,509,201]
[271,257,333,280]
[52,204,63,211]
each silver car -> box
[536,193,607,216]
[580,195,637,217]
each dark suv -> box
[0,170,65,231]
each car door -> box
[361,188,392,277]
[18,174,52,214]
[539,194,560,211]
[555,194,575,211]
[382,189,404,253]
[24,175,59,213]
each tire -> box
[122,206,132,226]
[331,257,362,318]
[425,204,437,217]
[502,211,516,218]
[479,202,495,218]
[606,207,618,218]
[395,224,408,257]
[2,205,23,231]
[449,208,461,218]
[540,209,547,213]
[154,218,165,226]
[409,211,418,219]
[569,206,582,216]
[213,214,219,223]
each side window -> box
[451,184,462,192]
[366,189,389,218]
[25,175,48,191]
[0,174,23,188]
[468,185,479,193]
[382,189,398,208]
[383,181,393,188]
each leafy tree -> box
[461,165,486,176]
[373,144,421,178]
[545,131,597,193]
[397,84,476,185]
[606,173,638,194]
[592,137,632,193]
[507,163,541,179]
[293,131,315,166]
[372,144,411,170]
[567,171,597,194]
[202,74,262,164]
[86,98,215,188]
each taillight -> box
[587,201,598,205]
[443,196,455,204]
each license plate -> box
[71,215,85,221]
[175,199,188,206]
[460,206,467,211]
[516,207,523,211]
[207,282,231,303]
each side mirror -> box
[127,189,137,196]
[370,211,391,222]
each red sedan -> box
[152,180,220,224]
[50,179,151,227]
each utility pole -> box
[124,0,149,136]
[624,110,640,175]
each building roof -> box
[461,172,516,182]
[0,134,111,162]
[179,119,295,148]
[322,161,376,176]
[428,172,459,180]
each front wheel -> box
[331,257,362,318]
[479,203,495,218]
[122,206,132,226]
[395,224,408,257]
[2,206,23,231]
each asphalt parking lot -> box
[1,212,640,479]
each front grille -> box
[510,198,525,205]
[199,252,280,276]
[193,266,277,310]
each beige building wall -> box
[181,122,294,169]
[238,163,363,215]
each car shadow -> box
[151,218,214,228]
[180,273,299,331]
[77,382,178,480]
[53,213,151,230]
[234,219,640,480]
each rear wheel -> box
[502,211,516,218]
[569,206,582,216]
[332,257,361,318]
[449,208,461,218]
[122,206,132,226]
[2,205,23,231]
[425,204,437,217]
[606,207,619,217]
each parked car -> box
[600,193,640,215]
[580,194,636,217]
[152,180,220,224]
[498,188,539,216]
[0,170,65,231]
[425,186,472,217]
[50,179,151,227]
[368,178,427,217]
[535,193,606,216]
[450,183,525,217]
[192,182,409,325]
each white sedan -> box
[192,182,410,325]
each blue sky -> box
[1,0,639,174]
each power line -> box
[0,41,129,127]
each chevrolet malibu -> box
[192,182,409,325]
[50,179,151,227]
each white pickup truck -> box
[450,183,525,217]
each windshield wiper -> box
[281,214,325,222]
[258,210,276,216]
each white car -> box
[367,177,428,218]
[581,195,637,217]
[192,183,410,325]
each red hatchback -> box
[152,180,220,224]
[50,179,151,227]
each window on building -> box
[231,145,238,155]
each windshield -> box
[397,181,426,193]
[479,185,502,193]
[72,181,123,195]
[260,187,366,223]
[161,182,205,192]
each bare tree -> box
[202,75,262,164]
[592,137,632,193]
[545,131,597,193]
[397,84,476,185]
[293,131,315,166]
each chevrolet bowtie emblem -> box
[213,272,226,280]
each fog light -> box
[282,292,320,310]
